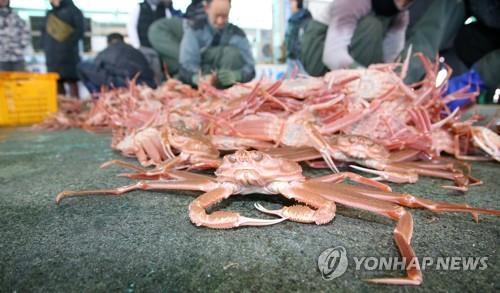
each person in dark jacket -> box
[77,33,156,95]
[284,0,311,75]
[179,0,255,89]
[42,0,84,98]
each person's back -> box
[78,33,156,94]
[95,41,155,87]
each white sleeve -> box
[382,11,409,62]
[322,0,371,70]
[127,4,141,48]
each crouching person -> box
[179,0,255,89]
[78,33,156,95]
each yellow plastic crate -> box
[0,72,59,126]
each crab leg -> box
[388,149,421,162]
[303,122,340,172]
[189,187,286,229]
[298,181,422,285]
[100,159,147,172]
[255,184,336,225]
[310,172,392,192]
[333,183,500,221]
[263,146,322,162]
[386,162,478,188]
[55,171,218,204]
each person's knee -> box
[358,15,385,35]
[222,47,243,61]
[218,46,244,69]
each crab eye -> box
[251,151,263,161]
[228,155,236,163]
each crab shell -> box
[215,150,305,185]
[276,78,326,99]
[161,126,219,158]
[325,69,396,100]
[328,135,390,161]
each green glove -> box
[216,69,242,88]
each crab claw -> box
[255,203,287,218]
[255,202,336,225]
[237,215,287,227]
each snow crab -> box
[56,150,500,286]
[265,133,481,191]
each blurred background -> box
[10,0,330,74]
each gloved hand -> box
[216,69,242,88]
[445,68,487,111]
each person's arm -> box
[229,34,256,82]
[322,0,371,70]
[179,26,202,85]
[72,8,85,43]
[382,11,409,62]
[127,4,141,48]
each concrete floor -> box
[0,127,498,292]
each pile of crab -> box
[49,53,500,286]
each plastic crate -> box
[0,72,59,126]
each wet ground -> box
[0,126,498,292]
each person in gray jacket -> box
[179,0,255,88]
[0,0,31,71]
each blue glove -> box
[445,68,487,111]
